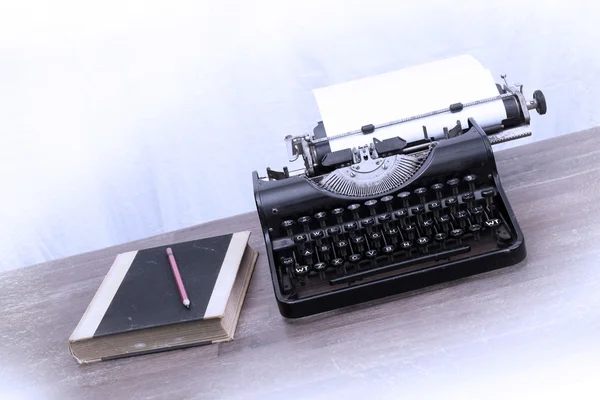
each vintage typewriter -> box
[253,74,547,318]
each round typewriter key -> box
[385,228,399,245]
[281,257,295,272]
[447,178,460,196]
[411,204,425,225]
[422,218,434,236]
[381,195,394,211]
[281,220,296,236]
[397,191,411,208]
[349,254,362,270]
[393,208,408,226]
[437,214,451,233]
[382,245,395,255]
[416,237,430,253]
[335,240,349,258]
[311,230,325,245]
[463,174,477,193]
[469,224,482,241]
[293,264,311,278]
[470,206,484,224]
[348,203,361,220]
[344,222,358,236]
[431,183,445,200]
[314,211,328,228]
[331,257,346,274]
[332,208,345,224]
[351,235,366,253]
[302,248,314,264]
[378,213,392,231]
[365,249,378,266]
[481,188,497,215]
[298,216,312,232]
[455,210,468,228]
[445,196,458,214]
[462,192,476,210]
[369,232,382,249]
[434,232,447,249]
[293,234,307,243]
[414,187,428,204]
[314,261,328,279]
[400,241,413,255]
[365,199,378,216]
[450,228,464,244]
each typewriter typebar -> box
[253,76,547,318]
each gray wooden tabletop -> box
[2,128,600,400]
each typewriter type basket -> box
[253,121,525,318]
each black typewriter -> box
[252,75,547,318]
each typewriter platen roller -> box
[252,71,547,318]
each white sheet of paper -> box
[313,55,507,152]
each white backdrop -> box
[1,0,598,271]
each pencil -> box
[166,247,191,308]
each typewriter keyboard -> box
[270,174,516,298]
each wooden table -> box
[2,128,600,400]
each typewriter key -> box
[314,211,328,228]
[414,187,428,204]
[318,244,331,261]
[450,228,464,245]
[393,208,409,227]
[437,214,451,233]
[468,224,482,241]
[293,264,311,280]
[481,188,496,216]
[455,210,468,229]
[348,203,361,220]
[385,228,399,245]
[431,183,444,200]
[445,196,458,215]
[311,229,325,246]
[462,192,476,210]
[365,199,378,216]
[335,240,349,258]
[434,232,447,249]
[314,262,328,280]
[281,257,295,274]
[463,174,477,193]
[298,216,312,232]
[293,234,308,252]
[332,208,345,224]
[327,226,341,242]
[351,235,366,253]
[471,206,484,225]
[400,240,413,256]
[378,213,392,231]
[349,254,362,270]
[416,237,430,254]
[422,219,434,236]
[369,231,382,249]
[397,191,411,208]
[281,220,296,237]
[330,258,346,274]
[361,217,375,234]
[382,245,395,260]
[365,249,378,267]
[402,223,416,241]
[302,248,314,265]
[447,178,460,196]
[381,195,394,212]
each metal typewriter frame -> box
[253,75,546,318]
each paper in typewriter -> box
[313,55,507,152]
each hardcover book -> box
[69,231,257,364]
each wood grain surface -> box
[2,128,600,400]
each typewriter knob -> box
[397,191,411,208]
[348,203,361,220]
[298,216,312,232]
[447,178,460,196]
[332,208,345,224]
[471,206,484,224]
[533,90,547,115]
[462,192,476,210]
[294,264,311,278]
[463,174,477,193]
[450,228,464,245]
[314,261,328,280]
[414,187,428,204]
[314,211,328,228]
[281,220,296,236]
[365,199,378,216]
[434,232,447,249]
[381,195,394,212]
[469,224,482,241]
[431,183,444,200]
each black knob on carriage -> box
[533,90,547,115]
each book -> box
[69,231,257,364]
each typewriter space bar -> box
[329,245,471,285]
